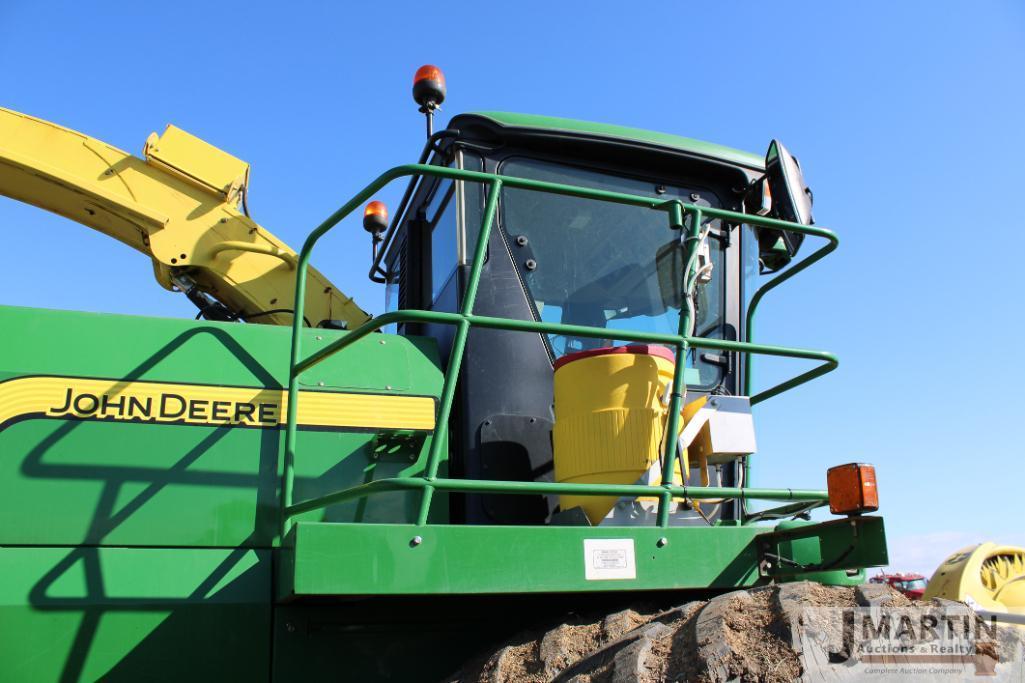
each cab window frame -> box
[382,147,485,317]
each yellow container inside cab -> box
[552,344,684,525]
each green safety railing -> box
[281,164,839,533]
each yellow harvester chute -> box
[0,107,369,329]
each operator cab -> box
[378,112,801,526]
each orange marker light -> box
[826,463,879,515]
[364,201,388,222]
[414,65,445,88]
[413,64,446,109]
[363,201,388,237]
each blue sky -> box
[2,1,1023,574]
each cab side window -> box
[428,180,457,302]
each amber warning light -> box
[412,64,447,137]
[413,65,446,108]
[363,201,388,241]
[826,463,879,515]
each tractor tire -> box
[443,582,1025,682]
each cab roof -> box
[463,111,764,170]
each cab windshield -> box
[499,158,725,386]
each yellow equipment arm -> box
[0,107,370,329]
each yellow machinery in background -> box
[0,107,368,328]
[925,543,1025,623]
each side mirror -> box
[754,140,814,272]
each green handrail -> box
[741,219,840,509]
[282,164,838,533]
[285,477,827,519]
[295,311,835,396]
[743,224,840,401]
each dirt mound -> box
[444,582,1024,683]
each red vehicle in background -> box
[870,572,927,600]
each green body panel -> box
[0,419,442,546]
[762,517,888,582]
[0,304,445,680]
[0,547,270,681]
[0,305,446,547]
[0,305,435,392]
[467,111,765,168]
[281,518,888,598]
[282,522,763,597]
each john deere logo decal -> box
[0,376,435,431]
[49,385,282,425]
